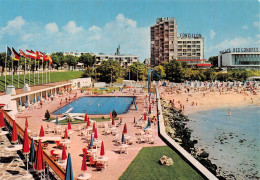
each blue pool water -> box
[187,105,260,179]
[53,96,134,115]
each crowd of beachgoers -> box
[159,80,260,180]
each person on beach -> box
[228,109,231,116]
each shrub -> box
[45,110,50,120]
[112,109,117,118]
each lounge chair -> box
[50,150,58,161]
[89,157,104,171]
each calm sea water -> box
[187,105,260,180]
[53,96,134,115]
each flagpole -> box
[34,59,36,85]
[46,60,47,84]
[42,60,43,84]
[38,60,39,85]
[49,61,51,83]
[24,57,26,85]
[5,46,7,90]
[12,55,13,86]
[18,59,20,88]
[29,58,31,86]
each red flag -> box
[26,49,37,59]
[19,49,28,58]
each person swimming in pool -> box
[97,103,100,106]
[90,102,92,105]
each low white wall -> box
[156,87,218,180]
[71,78,92,89]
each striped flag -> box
[7,47,20,61]
[47,55,53,64]
[19,49,28,58]
[26,49,37,59]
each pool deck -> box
[14,88,166,180]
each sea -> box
[187,105,260,180]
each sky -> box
[0,0,259,61]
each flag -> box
[26,49,37,59]
[47,55,53,64]
[19,49,28,58]
[39,52,47,62]
[7,47,20,61]
[36,51,40,60]
[7,46,12,56]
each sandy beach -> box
[160,85,260,115]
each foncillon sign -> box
[180,33,202,38]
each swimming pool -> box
[53,96,134,115]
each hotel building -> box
[150,17,178,66]
[63,46,139,68]
[150,17,210,67]
[218,48,260,69]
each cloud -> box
[88,25,101,31]
[209,29,216,39]
[211,36,259,51]
[2,16,25,34]
[0,14,149,60]
[115,14,137,27]
[62,21,83,34]
[45,22,59,33]
[241,25,248,29]
[253,21,260,29]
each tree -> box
[82,67,95,79]
[0,52,11,74]
[65,55,78,70]
[208,56,218,68]
[78,53,96,67]
[163,60,184,82]
[129,62,147,81]
[51,52,65,70]
[153,65,166,80]
[96,60,121,83]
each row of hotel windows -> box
[178,45,201,48]
[178,49,201,52]
[178,41,201,44]
[178,53,201,56]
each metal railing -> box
[2,110,66,180]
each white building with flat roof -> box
[218,48,260,69]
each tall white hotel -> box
[150,17,209,67]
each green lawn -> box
[119,146,205,180]
[0,71,83,91]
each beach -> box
[160,84,260,179]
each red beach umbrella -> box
[84,113,88,122]
[25,118,28,128]
[112,116,115,126]
[34,139,45,171]
[64,128,68,139]
[100,141,105,156]
[92,122,95,132]
[94,128,98,139]
[144,112,147,121]
[81,153,87,172]
[124,123,127,134]
[0,110,5,128]
[11,120,18,143]
[39,125,44,137]
[68,119,71,130]
[62,146,67,160]
[23,127,30,154]
[87,117,90,127]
